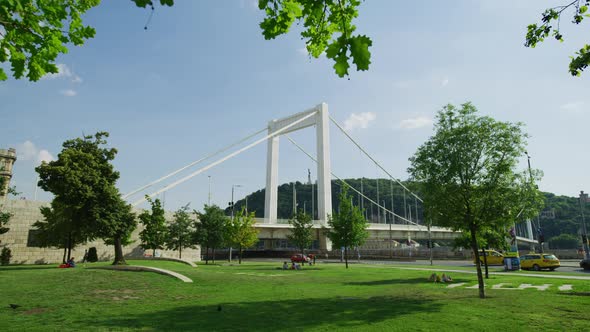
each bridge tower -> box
[264,103,333,250]
[0,148,17,197]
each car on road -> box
[520,253,560,271]
[290,254,310,263]
[473,250,504,265]
[580,258,590,270]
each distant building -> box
[0,148,17,197]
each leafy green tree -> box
[166,204,194,259]
[36,132,136,265]
[408,102,543,299]
[0,0,370,81]
[526,1,590,76]
[138,196,168,257]
[34,201,87,263]
[0,169,11,239]
[225,207,259,264]
[287,209,314,258]
[194,204,228,265]
[548,233,580,249]
[326,185,368,269]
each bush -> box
[87,247,98,262]
[1,247,12,265]
[548,234,580,249]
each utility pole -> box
[580,191,590,260]
[292,182,297,216]
[526,151,542,253]
[376,178,380,223]
[230,184,243,262]
[208,175,211,206]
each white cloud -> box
[398,116,433,130]
[60,89,77,97]
[16,141,54,164]
[43,63,82,83]
[343,112,377,131]
[560,101,585,114]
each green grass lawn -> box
[1,261,589,331]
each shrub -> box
[87,247,98,262]
[1,247,12,265]
[548,234,580,249]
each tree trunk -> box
[344,246,349,269]
[239,245,242,264]
[153,248,156,257]
[62,242,67,264]
[470,225,485,298]
[179,244,182,259]
[212,247,216,264]
[112,235,126,265]
[205,246,209,265]
[483,247,489,279]
[66,232,72,261]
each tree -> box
[287,209,314,257]
[326,185,368,269]
[526,0,590,76]
[548,233,580,249]
[0,168,11,239]
[165,204,194,259]
[225,207,259,264]
[194,204,228,265]
[34,201,87,263]
[138,196,168,257]
[408,102,543,299]
[36,132,137,265]
[0,1,370,81]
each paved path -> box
[91,265,193,283]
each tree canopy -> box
[194,204,228,265]
[0,0,370,81]
[526,0,590,76]
[408,102,543,298]
[225,207,259,264]
[36,132,136,265]
[287,208,314,256]
[165,204,194,259]
[138,196,168,257]
[326,185,369,269]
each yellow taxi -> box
[520,253,560,271]
[473,250,505,265]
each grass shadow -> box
[346,277,473,286]
[0,265,59,271]
[81,296,439,331]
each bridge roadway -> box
[253,218,536,245]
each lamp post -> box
[579,191,589,260]
[229,184,243,262]
[208,176,212,206]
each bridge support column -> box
[316,103,332,250]
[264,136,280,223]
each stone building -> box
[0,148,17,197]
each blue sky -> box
[1,1,589,211]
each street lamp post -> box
[579,191,589,260]
[230,184,243,262]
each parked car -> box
[473,250,504,265]
[580,258,590,270]
[290,254,310,263]
[520,253,560,271]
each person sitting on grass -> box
[290,262,296,270]
[282,261,288,270]
[294,262,301,270]
[428,273,438,282]
[66,257,76,268]
[442,274,453,283]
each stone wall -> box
[0,199,200,264]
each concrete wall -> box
[0,199,200,264]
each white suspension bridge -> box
[123,103,537,251]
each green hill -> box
[227,179,588,249]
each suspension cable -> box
[123,127,267,199]
[329,115,423,203]
[285,135,424,228]
[132,111,319,207]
